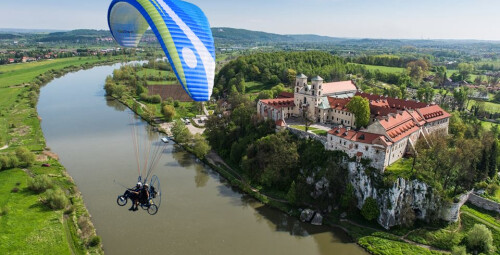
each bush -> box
[361,197,380,221]
[162,105,176,122]
[89,235,101,247]
[150,95,162,104]
[486,183,499,197]
[15,147,35,167]
[9,155,19,168]
[28,175,53,193]
[466,224,495,254]
[451,246,467,255]
[0,206,9,216]
[44,188,69,210]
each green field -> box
[245,81,268,93]
[0,57,121,88]
[470,100,500,113]
[290,125,327,136]
[359,64,406,74]
[0,169,72,254]
[135,68,178,85]
[0,57,117,254]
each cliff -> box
[348,162,469,229]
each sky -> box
[1,0,499,40]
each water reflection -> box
[194,164,209,188]
[105,97,127,112]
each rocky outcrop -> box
[348,162,468,229]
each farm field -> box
[0,57,122,88]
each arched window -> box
[296,88,299,93]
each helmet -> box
[137,182,143,188]
[144,183,149,188]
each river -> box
[37,63,366,255]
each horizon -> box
[2,26,500,43]
[0,0,499,41]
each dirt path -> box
[63,215,77,255]
[0,145,8,150]
[340,219,451,254]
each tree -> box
[346,96,370,128]
[406,59,429,83]
[171,120,192,144]
[453,87,469,111]
[361,197,379,221]
[286,181,297,205]
[466,224,495,254]
[458,63,474,81]
[488,141,498,178]
[302,109,315,133]
[162,105,176,122]
[242,132,299,188]
[192,134,211,158]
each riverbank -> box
[108,93,446,254]
[0,57,133,254]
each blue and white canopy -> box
[108,0,215,101]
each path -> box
[0,145,8,150]
[461,210,500,231]
[340,219,451,254]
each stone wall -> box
[286,127,327,145]
[468,194,500,214]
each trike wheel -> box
[147,204,158,215]
[117,196,127,206]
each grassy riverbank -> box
[0,56,129,254]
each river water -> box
[37,63,366,255]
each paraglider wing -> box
[108,0,215,101]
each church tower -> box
[295,73,308,93]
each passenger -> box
[139,184,150,205]
[128,182,142,211]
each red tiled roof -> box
[322,81,357,95]
[407,109,426,126]
[379,112,420,142]
[260,98,295,110]
[277,92,294,98]
[328,97,350,110]
[356,92,428,110]
[328,127,388,146]
[276,119,286,127]
[417,105,451,123]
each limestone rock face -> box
[311,213,323,225]
[300,209,315,222]
[348,162,466,229]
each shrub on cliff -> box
[361,197,380,221]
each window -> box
[296,88,299,93]
[355,144,358,149]
[365,146,369,151]
[319,91,321,96]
